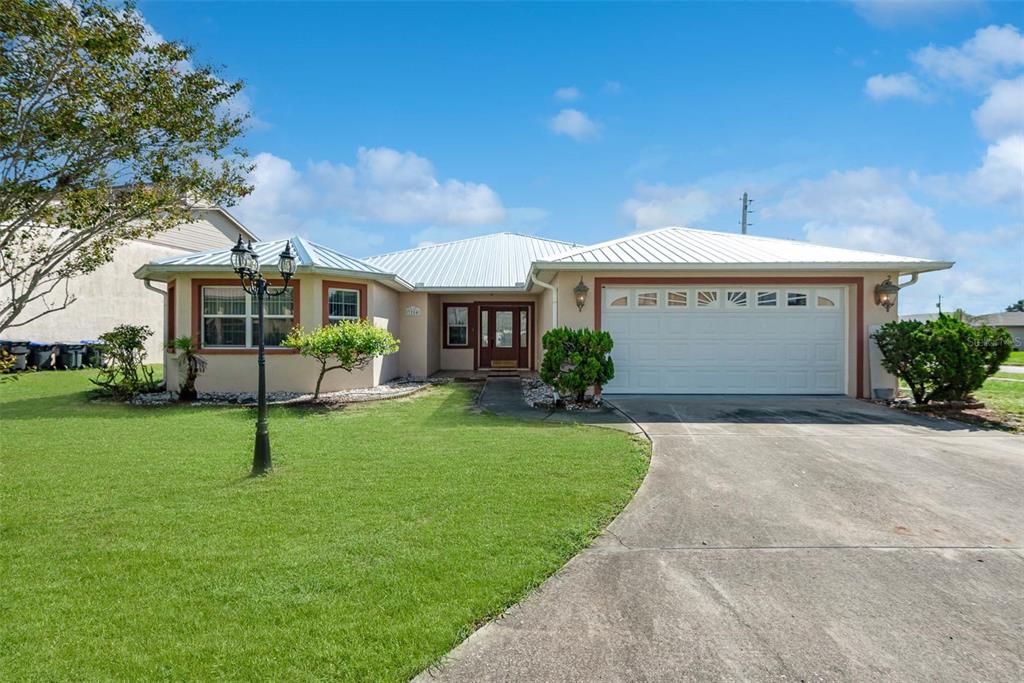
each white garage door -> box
[602,285,847,394]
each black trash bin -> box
[30,342,60,370]
[60,343,85,369]
[83,340,105,368]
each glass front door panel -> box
[495,310,513,348]
[480,310,489,347]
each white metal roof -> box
[364,232,578,290]
[536,227,953,274]
[134,236,412,289]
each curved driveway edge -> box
[417,396,1024,682]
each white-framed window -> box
[201,285,294,348]
[606,288,629,307]
[446,306,469,346]
[816,289,840,308]
[667,290,688,307]
[327,288,360,322]
[786,290,809,307]
[696,289,719,307]
[637,291,658,307]
[725,290,748,308]
[756,290,778,307]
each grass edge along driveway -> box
[1,371,649,681]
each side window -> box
[446,306,469,346]
[327,288,360,322]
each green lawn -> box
[0,371,648,681]
[1005,350,1024,366]
[975,376,1024,422]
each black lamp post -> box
[230,235,297,475]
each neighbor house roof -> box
[364,232,578,290]
[972,312,1024,326]
[134,236,412,289]
[534,227,953,274]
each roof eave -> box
[531,260,955,275]
[133,263,414,290]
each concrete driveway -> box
[419,396,1024,682]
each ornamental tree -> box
[540,327,615,403]
[0,0,251,334]
[283,321,400,400]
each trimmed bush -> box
[872,314,1012,404]
[283,320,400,400]
[540,327,614,402]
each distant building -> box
[900,311,1024,349]
[8,207,257,359]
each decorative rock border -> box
[130,380,431,406]
[520,377,605,412]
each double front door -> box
[478,305,529,369]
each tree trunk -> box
[314,365,327,400]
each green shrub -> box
[90,324,159,399]
[283,320,400,400]
[171,336,207,401]
[0,348,17,383]
[540,327,615,402]
[873,314,1012,404]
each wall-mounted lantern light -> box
[874,277,900,312]
[573,278,589,311]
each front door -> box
[479,306,528,368]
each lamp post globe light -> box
[230,235,297,475]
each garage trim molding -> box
[593,276,865,398]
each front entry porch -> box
[477,304,532,370]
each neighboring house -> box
[135,227,952,397]
[901,311,1024,349]
[10,207,257,359]
[972,312,1024,349]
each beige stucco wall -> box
[538,269,901,398]
[10,212,246,360]
[164,272,403,394]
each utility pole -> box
[740,192,753,234]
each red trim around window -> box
[322,280,368,325]
[190,278,301,355]
[166,280,176,348]
[593,276,865,398]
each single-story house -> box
[10,206,257,359]
[134,227,952,397]
[902,311,1024,349]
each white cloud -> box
[864,73,929,100]
[849,0,985,28]
[972,76,1024,140]
[549,109,600,140]
[771,168,947,259]
[554,86,582,102]
[964,135,1024,203]
[912,24,1024,88]
[233,148,508,238]
[622,184,718,230]
[602,80,623,95]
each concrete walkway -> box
[477,377,642,434]
[999,364,1024,374]
[419,395,1024,682]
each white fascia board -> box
[530,260,955,275]
[133,263,414,290]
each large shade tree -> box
[0,0,251,334]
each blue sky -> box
[140,1,1023,314]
